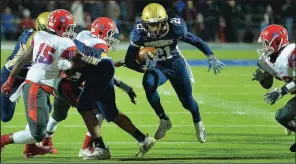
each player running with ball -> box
[124,3,225,142]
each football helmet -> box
[47,9,76,39]
[257,24,289,58]
[35,12,50,31]
[91,17,119,50]
[141,3,168,38]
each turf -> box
[1,49,295,163]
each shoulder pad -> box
[19,29,35,45]
[168,16,187,38]
[130,22,146,47]
[25,31,36,50]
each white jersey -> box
[258,43,296,82]
[26,31,77,87]
[76,30,109,53]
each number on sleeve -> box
[136,23,145,30]
[35,43,55,64]
[170,18,181,24]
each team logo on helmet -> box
[60,17,65,23]
[272,32,279,38]
[100,24,105,30]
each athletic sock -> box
[82,135,93,150]
[46,117,59,138]
[93,137,106,149]
[159,113,169,120]
[12,130,37,144]
[1,134,12,145]
[131,128,146,143]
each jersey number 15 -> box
[35,43,55,65]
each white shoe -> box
[194,121,207,143]
[136,135,156,157]
[154,119,172,140]
[285,128,292,136]
[78,147,111,160]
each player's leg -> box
[1,83,52,157]
[169,57,206,143]
[275,96,296,134]
[142,68,172,140]
[97,80,155,157]
[77,58,115,160]
[1,67,18,122]
[41,96,71,154]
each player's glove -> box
[207,54,225,75]
[117,81,137,104]
[1,76,15,96]
[251,68,266,81]
[114,60,125,67]
[57,59,72,71]
[264,88,287,105]
[143,52,157,71]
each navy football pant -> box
[1,67,52,122]
[78,58,116,117]
[142,56,201,122]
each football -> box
[136,47,157,64]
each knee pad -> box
[275,109,288,125]
[30,126,47,142]
[142,70,159,91]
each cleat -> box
[79,147,111,160]
[23,144,52,158]
[154,119,172,140]
[194,121,207,143]
[1,134,12,152]
[136,135,156,157]
[285,128,292,136]
[41,137,58,154]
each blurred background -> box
[1,0,296,43]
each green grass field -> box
[1,49,295,163]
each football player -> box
[124,3,225,142]
[251,24,296,152]
[42,17,155,159]
[0,9,79,157]
[1,12,50,122]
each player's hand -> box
[127,88,137,104]
[251,68,265,81]
[143,52,156,70]
[57,59,72,70]
[207,55,225,75]
[114,60,125,67]
[264,88,284,105]
[1,76,15,96]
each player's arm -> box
[251,67,273,89]
[180,32,213,56]
[114,76,137,104]
[125,45,147,73]
[74,39,106,65]
[1,47,33,95]
[176,17,224,74]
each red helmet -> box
[257,24,289,58]
[47,9,76,39]
[91,17,119,50]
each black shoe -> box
[289,143,296,152]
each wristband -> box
[281,81,296,95]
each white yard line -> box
[1,124,281,128]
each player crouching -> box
[252,24,296,152]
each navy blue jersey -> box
[4,29,35,78]
[130,16,187,60]
[125,16,213,72]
